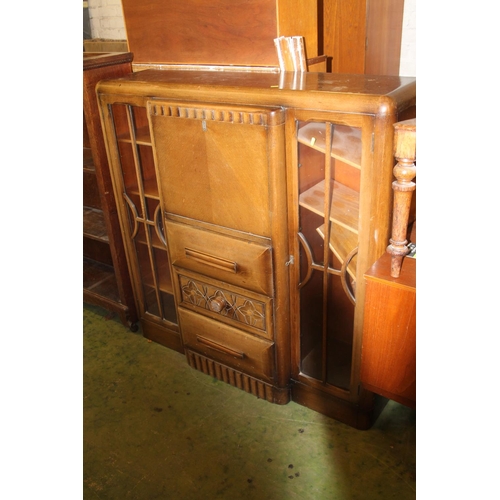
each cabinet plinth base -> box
[186,349,290,405]
[290,380,388,430]
[141,317,184,354]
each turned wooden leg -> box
[387,119,416,278]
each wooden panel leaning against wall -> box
[120,0,320,70]
[322,0,405,75]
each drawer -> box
[179,307,275,383]
[176,270,274,340]
[165,220,274,296]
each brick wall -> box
[88,0,126,40]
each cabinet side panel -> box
[323,0,366,74]
[365,0,404,76]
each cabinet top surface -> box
[104,69,413,94]
[97,69,416,113]
[365,252,416,290]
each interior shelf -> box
[316,223,357,279]
[83,207,109,242]
[135,229,166,250]
[117,126,152,146]
[83,257,121,303]
[300,340,353,391]
[299,179,359,234]
[141,258,174,294]
[124,177,160,199]
[297,122,361,169]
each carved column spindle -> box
[387,118,416,278]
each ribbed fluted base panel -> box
[185,349,289,405]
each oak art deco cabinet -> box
[97,70,416,428]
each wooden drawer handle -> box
[185,248,237,273]
[196,335,245,359]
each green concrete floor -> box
[83,303,416,499]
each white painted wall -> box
[399,0,416,77]
[88,0,416,77]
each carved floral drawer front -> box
[177,273,274,341]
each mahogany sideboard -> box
[96,69,416,429]
[361,252,416,409]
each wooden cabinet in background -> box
[361,252,416,408]
[83,52,138,330]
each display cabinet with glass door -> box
[98,97,181,352]
[287,110,388,428]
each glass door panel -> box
[109,103,177,327]
[295,119,361,391]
